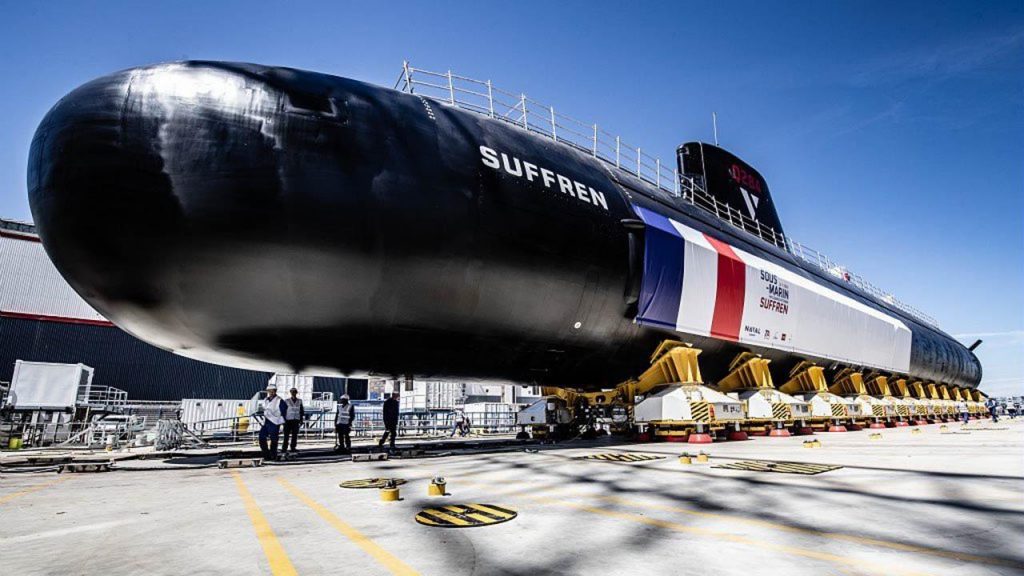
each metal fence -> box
[396,62,938,328]
[182,408,519,444]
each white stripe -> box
[670,220,717,336]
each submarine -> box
[27,61,981,391]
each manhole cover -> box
[339,478,408,489]
[576,453,665,463]
[712,461,842,475]
[415,504,517,528]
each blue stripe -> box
[634,206,684,330]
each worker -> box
[450,411,466,437]
[986,397,1000,423]
[282,387,304,455]
[335,394,355,453]
[258,384,287,460]
[957,399,970,424]
[1011,400,1021,419]
[379,391,400,451]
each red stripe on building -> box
[0,230,41,243]
[703,235,745,341]
[0,310,115,327]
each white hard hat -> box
[341,394,350,400]
[266,383,278,391]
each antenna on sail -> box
[712,112,719,146]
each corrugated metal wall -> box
[0,315,268,400]
[0,234,107,322]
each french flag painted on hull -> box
[633,206,913,374]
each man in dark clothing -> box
[987,398,1000,423]
[379,392,400,451]
[335,394,355,453]
[282,387,304,454]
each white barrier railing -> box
[396,62,939,328]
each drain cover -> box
[339,478,408,489]
[712,461,842,475]
[577,453,665,463]
[415,504,518,528]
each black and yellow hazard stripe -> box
[871,405,886,417]
[771,402,791,420]
[690,401,712,423]
[415,504,517,528]
[577,453,665,463]
[339,478,408,489]
[830,403,847,417]
[712,460,842,475]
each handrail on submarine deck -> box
[396,62,939,329]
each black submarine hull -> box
[28,62,981,390]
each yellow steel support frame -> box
[779,362,828,395]
[829,369,867,396]
[628,341,703,398]
[540,341,710,438]
[864,375,891,397]
[910,381,928,399]
[926,383,940,400]
[541,386,580,407]
[938,384,952,401]
[891,378,910,398]
[716,352,774,393]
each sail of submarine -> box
[27,61,981,391]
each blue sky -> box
[0,1,1021,394]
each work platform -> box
[1,419,1021,575]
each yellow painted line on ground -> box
[0,476,70,505]
[597,495,1024,570]
[278,478,419,576]
[530,496,934,576]
[231,471,298,576]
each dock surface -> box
[1,420,1022,575]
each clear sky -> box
[0,1,1021,394]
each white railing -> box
[394,62,939,328]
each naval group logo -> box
[479,145,609,211]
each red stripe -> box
[0,310,115,327]
[704,235,745,341]
[0,230,41,243]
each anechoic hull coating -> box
[28,62,981,390]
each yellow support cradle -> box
[864,375,891,397]
[716,352,774,393]
[829,369,867,396]
[779,362,828,395]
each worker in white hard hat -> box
[282,387,305,455]
[258,384,288,460]
[335,394,355,453]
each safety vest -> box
[336,403,354,425]
[262,397,286,425]
[284,397,303,421]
